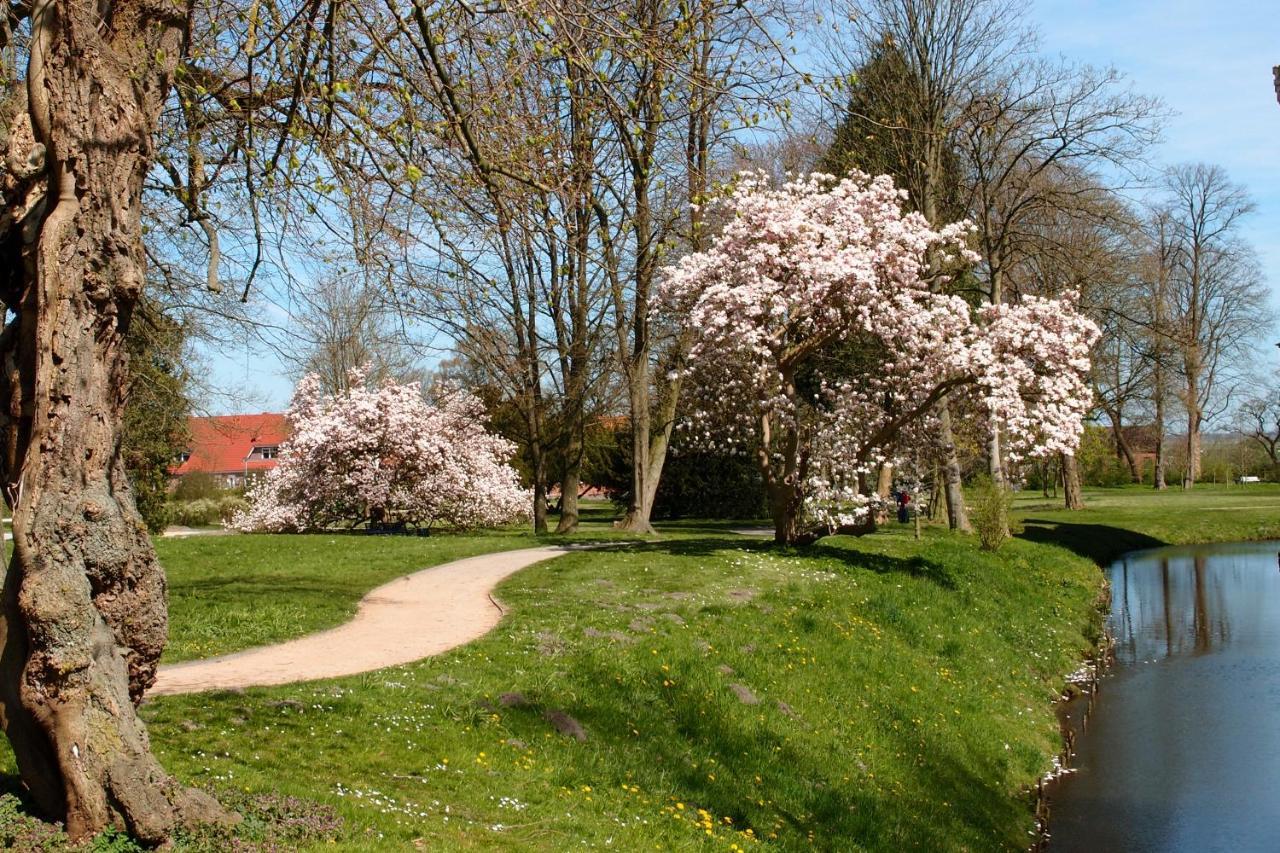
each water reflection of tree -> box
[1163,554,1229,656]
[1113,552,1231,661]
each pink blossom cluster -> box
[658,171,1098,529]
[972,294,1099,462]
[233,371,531,532]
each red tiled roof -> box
[171,413,291,476]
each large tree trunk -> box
[769,483,801,545]
[0,3,230,841]
[1061,453,1085,510]
[937,401,971,532]
[929,465,947,522]
[522,411,549,535]
[876,463,894,498]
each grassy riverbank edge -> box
[1016,484,1280,849]
[4,486,1277,850]
[137,525,1109,850]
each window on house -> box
[256,445,279,460]
[178,451,191,463]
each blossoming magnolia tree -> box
[235,372,530,532]
[659,172,1099,544]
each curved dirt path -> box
[151,545,585,696]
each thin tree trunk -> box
[1107,414,1142,483]
[937,401,970,531]
[618,372,657,533]
[929,464,947,522]
[0,6,230,841]
[986,267,1005,487]
[523,405,549,535]
[530,435,549,535]
[1184,406,1202,489]
[987,428,1004,486]
[1153,368,1168,490]
[555,428,582,534]
[876,463,894,498]
[1061,453,1085,510]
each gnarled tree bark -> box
[0,0,232,842]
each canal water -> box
[1048,540,1280,851]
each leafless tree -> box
[1158,164,1270,488]
[957,60,1161,484]
[283,273,427,395]
[1236,379,1280,466]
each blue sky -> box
[198,0,1280,412]
[1031,0,1280,312]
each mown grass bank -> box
[1013,483,1280,565]
[6,486,1276,849]
[132,527,1103,851]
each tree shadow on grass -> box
[606,536,776,560]
[592,536,959,590]
[167,574,355,602]
[1017,519,1166,566]
[805,540,958,589]
[495,652,1023,851]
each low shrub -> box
[970,477,1019,551]
[172,471,222,501]
[217,495,249,523]
[0,790,341,852]
[170,498,221,527]
[173,791,342,852]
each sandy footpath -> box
[150,545,582,695]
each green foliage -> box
[172,471,221,502]
[0,793,67,850]
[167,495,247,528]
[652,449,768,520]
[217,495,249,523]
[819,40,966,222]
[970,477,1018,551]
[169,498,220,528]
[122,300,191,533]
[1075,425,1132,487]
[589,426,767,520]
[88,826,144,853]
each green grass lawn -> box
[159,500,639,662]
[158,532,545,662]
[131,527,1105,851]
[1013,482,1280,565]
[2,486,1277,850]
